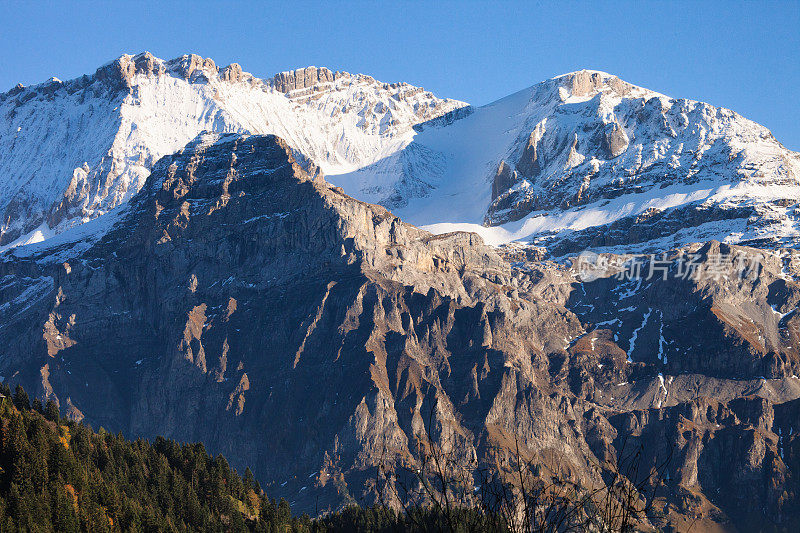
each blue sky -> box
[1,1,798,149]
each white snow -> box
[617,278,643,300]
[0,276,54,318]
[1,203,128,263]
[771,304,794,321]
[627,308,652,361]
[655,373,670,408]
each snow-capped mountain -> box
[0,52,466,246]
[331,70,800,254]
[5,130,800,529]
[2,56,800,256]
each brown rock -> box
[491,160,518,200]
[602,122,629,158]
[220,63,243,83]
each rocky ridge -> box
[5,58,800,258]
[0,52,466,247]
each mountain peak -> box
[552,68,615,79]
[0,52,466,247]
[544,69,660,102]
[93,51,253,89]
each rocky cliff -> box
[2,132,800,529]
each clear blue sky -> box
[1,1,798,150]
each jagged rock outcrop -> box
[601,121,629,158]
[600,393,800,530]
[491,161,518,200]
[478,71,800,237]
[271,66,338,92]
[569,242,800,380]
[0,132,586,514]
[515,129,543,178]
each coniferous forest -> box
[0,383,499,532]
[0,382,321,532]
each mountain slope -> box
[4,132,800,528]
[330,70,800,253]
[1,131,557,512]
[0,52,466,246]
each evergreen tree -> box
[0,385,318,532]
[12,386,29,411]
[45,400,60,422]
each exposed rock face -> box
[538,203,755,257]
[607,394,800,529]
[271,66,337,92]
[601,121,629,158]
[491,161,518,200]
[93,52,223,89]
[515,130,543,178]
[563,242,800,380]
[568,69,636,98]
[3,133,800,529]
[1,132,579,512]
[220,62,244,83]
